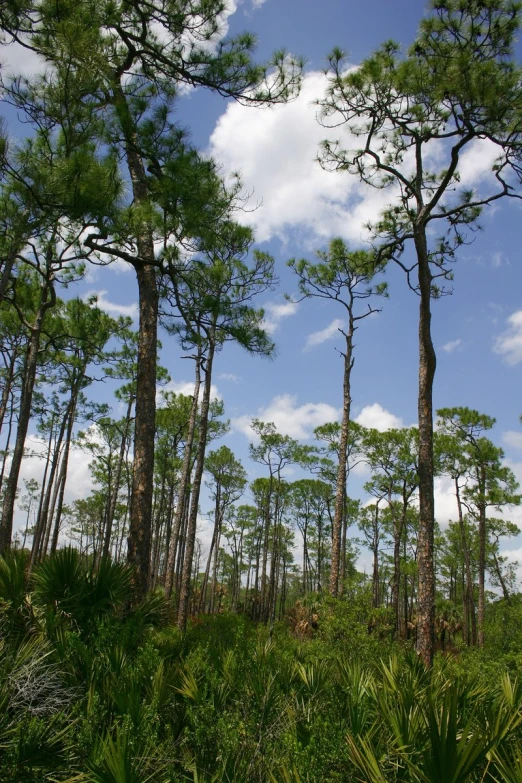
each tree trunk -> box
[259,488,272,621]
[210,513,222,614]
[199,488,220,613]
[329,325,354,597]
[31,418,67,567]
[103,396,134,560]
[50,407,76,554]
[127,262,158,599]
[478,465,486,648]
[455,477,476,645]
[492,551,511,603]
[415,227,436,667]
[340,484,348,595]
[50,384,81,554]
[0,392,15,496]
[392,517,402,637]
[177,339,215,631]
[115,82,159,602]
[0,282,54,552]
[165,353,201,599]
[0,346,18,436]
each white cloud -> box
[13,434,96,537]
[160,379,221,402]
[441,338,462,353]
[504,431,522,450]
[457,138,504,187]
[494,310,522,365]
[84,290,138,319]
[355,403,403,432]
[262,299,299,333]
[209,68,513,252]
[305,318,344,350]
[232,393,339,440]
[218,372,240,383]
[0,39,46,77]
[434,476,459,529]
[209,70,398,246]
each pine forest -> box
[1,1,522,781]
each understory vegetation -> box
[2,548,522,783]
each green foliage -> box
[0,549,29,611]
[2,567,522,783]
[32,547,132,628]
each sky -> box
[2,0,522,580]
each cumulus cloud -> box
[13,434,95,538]
[232,393,339,440]
[304,318,344,350]
[355,403,404,432]
[84,290,138,320]
[441,338,462,353]
[456,138,505,188]
[504,431,522,451]
[494,310,522,365]
[209,71,505,249]
[262,299,299,333]
[0,40,46,77]
[209,71,398,246]
[433,476,459,530]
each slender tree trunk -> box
[49,470,67,553]
[478,466,486,648]
[0,281,54,552]
[31,412,69,566]
[267,489,281,623]
[245,552,252,613]
[210,513,222,614]
[259,489,272,621]
[252,528,262,619]
[103,396,134,560]
[455,477,476,645]
[415,227,436,667]
[392,518,402,637]
[200,484,221,613]
[0,346,18,436]
[372,545,380,608]
[302,519,309,595]
[329,323,354,597]
[150,467,167,587]
[0,392,15,496]
[177,340,215,631]
[41,458,62,557]
[175,495,190,597]
[50,436,73,553]
[165,354,201,598]
[30,416,55,565]
[50,388,79,553]
[161,482,176,583]
[340,484,348,594]
[492,551,511,603]
[234,532,244,611]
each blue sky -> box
[3,0,522,573]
